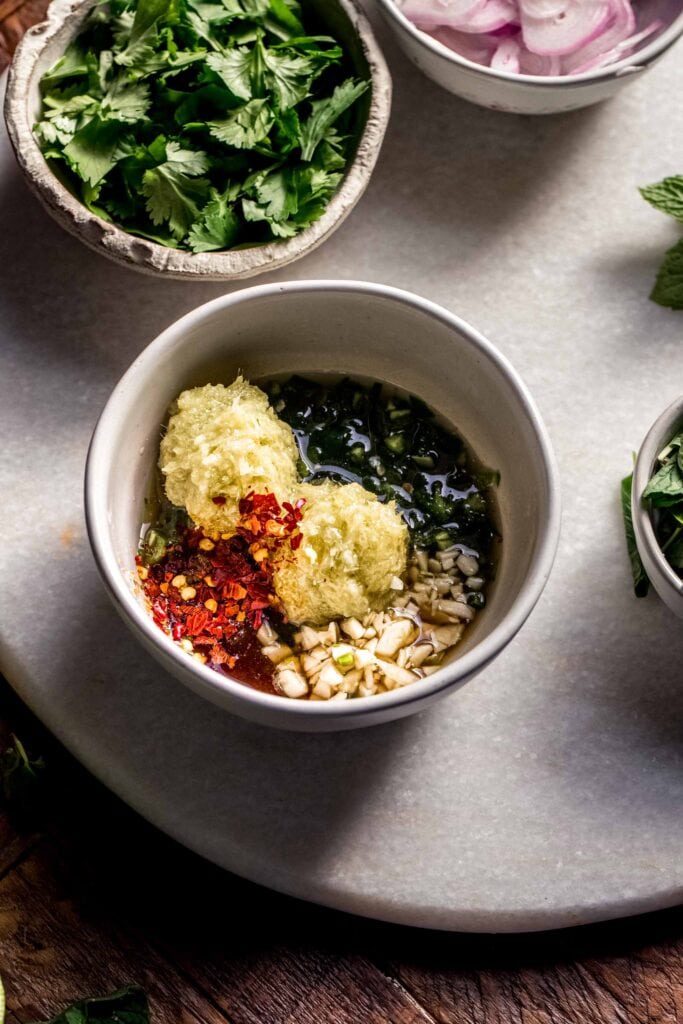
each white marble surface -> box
[1,8,682,931]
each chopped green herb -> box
[34,0,369,251]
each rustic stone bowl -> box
[4,0,391,280]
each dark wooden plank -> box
[0,0,49,70]
[379,912,683,1024]
[0,846,233,1024]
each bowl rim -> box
[4,0,391,281]
[632,395,683,597]
[85,279,562,720]
[376,0,683,88]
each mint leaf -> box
[621,474,649,597]
[640,176,683,223]
[650,238,683,310]
[187,190,240,251]
[142,142,210,238]
[209,98,273,148]
[300,77,368,161]
[643,455,683,506]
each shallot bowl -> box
[377,0,683,115]
[85,280,561,732]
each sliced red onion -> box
[567,20,662,72]
[456,0,518,33]
[518,48,562,74]
[431,25,498,62]
[400,0,661,78]
[490,36,522,70]
[520,0,613,57]
[399,0,487,30]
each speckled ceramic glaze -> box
[85,282,560,731]
[633,396,683,619]
[4,0,391,279]
[376,0,683,114]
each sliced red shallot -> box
[432,25,498,61]
[518,48,561,74]
[520,0,613,56]
[490,36,522,70]
[457,0,518,33]
[573,18,662,71]
[398,0,664,77]
[400,0,486,30]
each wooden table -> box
[1,7,682,1021]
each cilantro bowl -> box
[4,0,391,280]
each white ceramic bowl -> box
[376,0,683,115]
[632,395,683,619]
[4,0,390,280]
[85,280,561,731]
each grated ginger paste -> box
[158,378,408,626]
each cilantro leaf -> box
[640,176,683,223]
[101,79,150,123]
[255,168,297,219]
[262,46,312,108]
[64,117,124,185]
[268,0,304,35]
[142,142,210,238]
[39,42,88,90]
[299,77,368,161]
[209,98,273,148]
[131,0,171,44]
[207,48,254,100]
[650,238,683,310]
[187,189,240,251]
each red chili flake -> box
[139,490,307,694]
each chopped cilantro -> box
[34,0,369,251]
